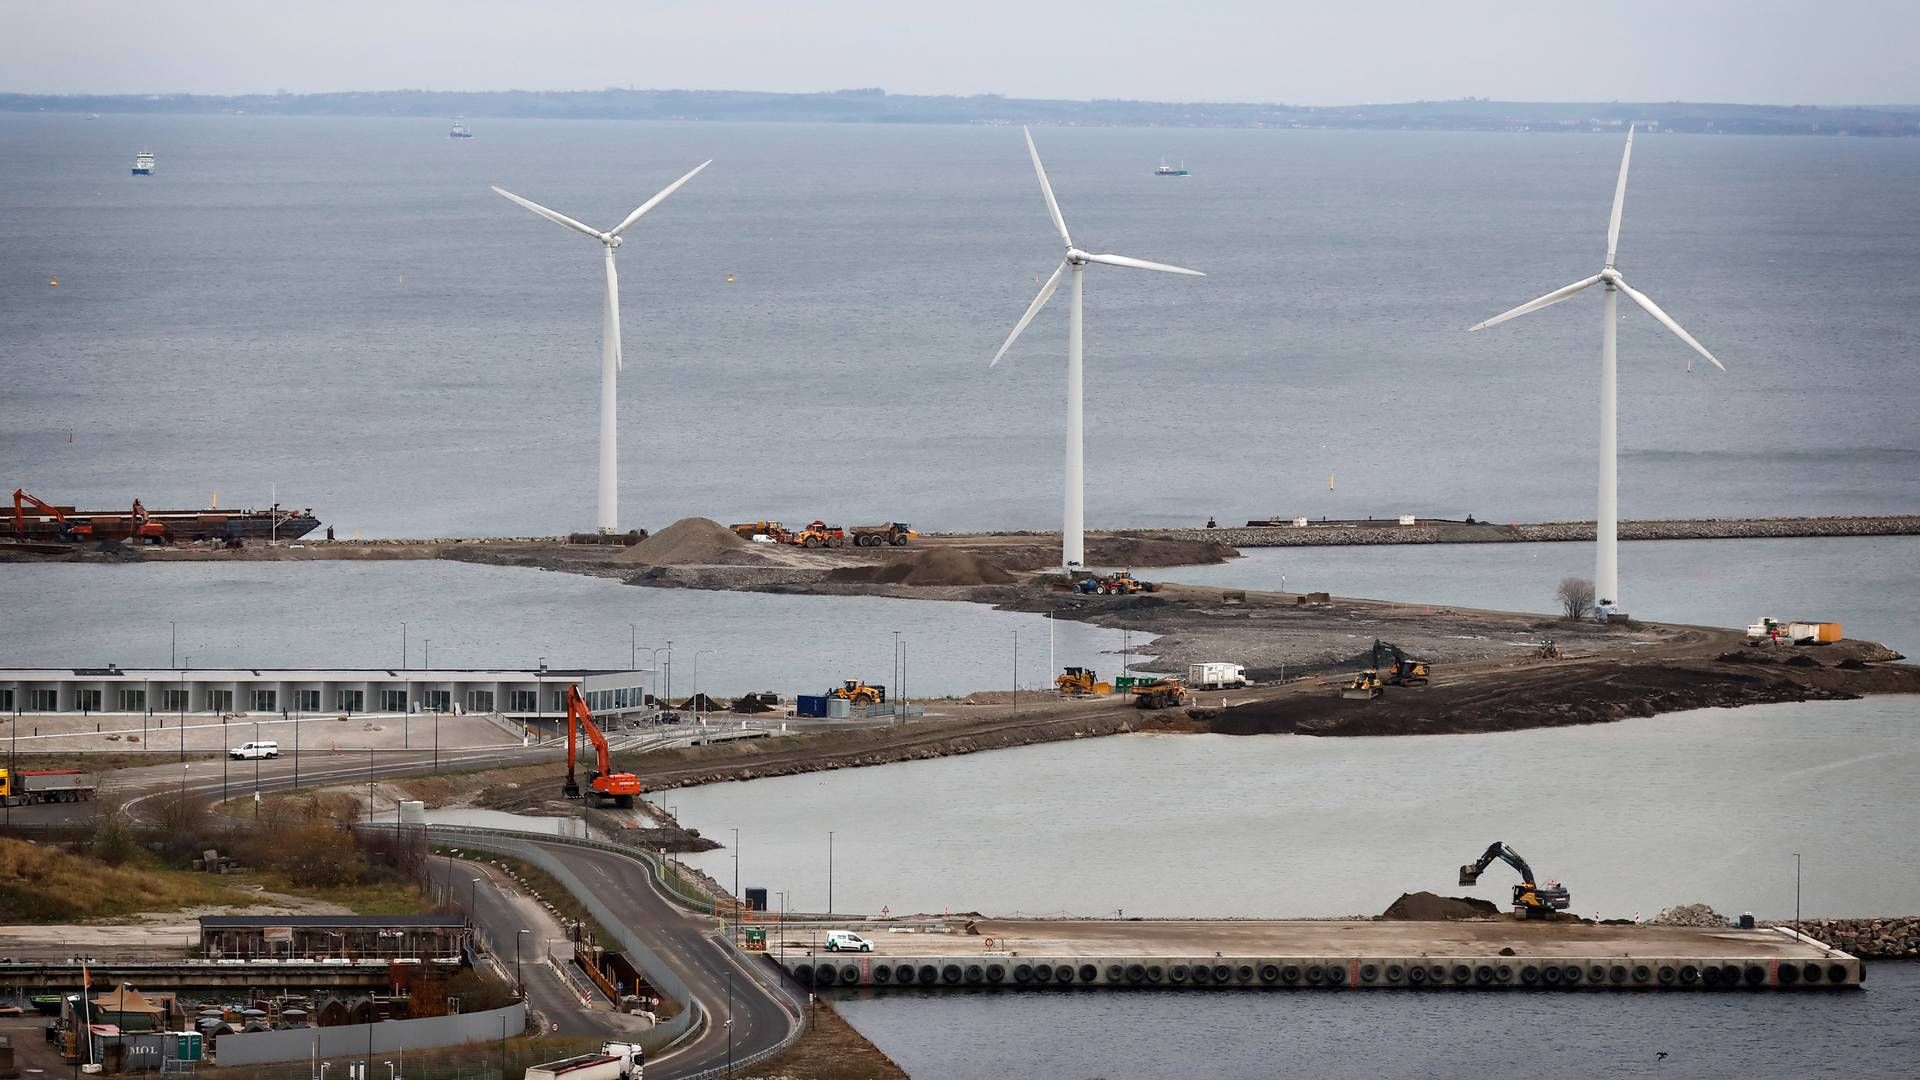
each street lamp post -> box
[469,877,480,917]
[253,718,261,818]
[732,827,740,936]
[692,650,717,716]
[665,640,673,708]
[892,631,901,723]
[401,622,407,669]
[827,830,834,916]
[516,929,529,996]
[629,625,637,671]
[1794,852,1802,939]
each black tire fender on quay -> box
[1474,965,1494,985]
[1496,965,1513,982]
[1563,966,1583,985]
[1013,964,1032,984]
[1145,965,1164,984]
[894,964,914,985]
[1520,966,1540,985]
[1260,964,1281,984]
[1633,965,1652,984]
[1079,964,1098,983]
[986,964,1006,984]
[1327,964,1347,986]
[942,964,963,985]
[793,965,815,986]
[1744,964,1767,986]
[1361,964,1380,984]
[1451,964,1472,985]
[1658,965,1677,986]
[1801,963,1822,984]
[1282,965,1301,984]
[1185,965,1204,985]
[964,964,984,985]
[1827,964,1848,985]
[1305,965,1325,985]
[918,964,938,985]
[1610,966,1629,985]
[840,965,860,985]
[1384,964,1404,983]
[1588,965,1607,984]
[813,964,837,987]
[1678,965,1699,986]
[1106,964,1124,984]
[1542,966,1563,986]
[1126,963,1147,984]
[873,965,892,985]
[1219,964,1238,984]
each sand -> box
[826,548,1019,587]
[1380,891,1501,921]
[616,517,762,566]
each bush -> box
[279,824,363,888]
[88,813,140,867]
[1555,577,1595,620]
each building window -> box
[336,689,364,713]
[422,689,451,712]
[294,689,321,712]
[76,689,103,712]
[162,688,190,711]
[120,688,147,712]
[508,690,536,713]
[30,688,58,711]
[465,689,495,713]
[550,690,568,712]
[207,689,234,713]
[250,689,277,712]
[0,689,11,710]
[382,689,408,713]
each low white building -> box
[0,666,651,721]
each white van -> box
[230,741,279,760]
[823,930,873,953]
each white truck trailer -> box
[1186,663,1248,690]
[524,1043,642,1080]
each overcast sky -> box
[5,0,1914,106]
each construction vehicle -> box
[523,1041,643,1080]
[1458,841,1572,919]
[561,686,642,808]
[827,680,886,706]
[1340,670,1383,700]
[1075,571,1157,596]
[1746,617,1786,646]
[1370,640,1430,686]
[1186,662,1248,690]
[793,520,848,549]
[1055,667,1113,696]
[0,768,98,806]
[1534,639,1561,660]
[850,522,917,547]
[12,488,85,540]
[128,499,171,544]
[730,520,790,542]
[1129,678,1189,710]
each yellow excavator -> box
[1341,640,1430,700]
[827,680,886,706]
[1458,842,1571,919]
[1055,667,1113,697]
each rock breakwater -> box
[1171,515,1920,549]
[1769,917,1920,959]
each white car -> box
[824,930,873,953]
[230,741,279,760]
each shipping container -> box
[795,695,828,718]
[1787,621,1843,644]
[1186,663,1248,690]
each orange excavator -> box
[129,499,170,544]
[562,685,642,808]
[12,488,85,540]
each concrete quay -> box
[768,919,1864,993]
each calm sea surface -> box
[0,561,1123,698]
[3,115,1918,536]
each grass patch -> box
[0,836,253,922]
[219,868,431,916]
[755,998,909,1080]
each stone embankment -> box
[1170,515,1920,549]
[1768,918,1920,960]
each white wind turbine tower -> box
[1469,125,1723,617]
[492,161,711,533]
[991,127,1205,570]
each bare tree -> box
[1556,577,1596,620]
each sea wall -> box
[1169,515,1920,549]
[1769,918,1920,959]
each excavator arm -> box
[13,488,65,536]
[1458,842,1538,887]
[562,685,640,807]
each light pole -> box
[726,968,734,1077]
[170,621,177,668]
[516,929,529,996]
[892,631,901,723]
[253,718,261,818]
[469,877,480,917]
[629,625,637,671]
[731,827,740,936]
[423,639,430,669]
[401,622,407,669]
[1011,630,1018,712]
[827,830,834,916]
[665,640,673,707]
[693,650,717,716]
[1794,852,1802,938]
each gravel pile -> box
[1648,903,1731,928]
[1378,891,1500,921]
[827,549,1017,587]
[617,518,761,566]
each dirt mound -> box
[617,518,760,566]
[1782,653,1821,668]
[1717,650,1771,664]
[1838,657,1867,670]
[827,549,1018,587]
[1379,891,1500,921]
[1648,903,1730,928]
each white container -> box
[1186,663,1248,690]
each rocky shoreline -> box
[1769,917,1920,960]
[1170,514,1920,548]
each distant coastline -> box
[5,88,1918,136]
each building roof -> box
[197,914,468,928]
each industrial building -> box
[0,667,651,721]
[197,914,473,960]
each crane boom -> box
[1458,841,1571,918]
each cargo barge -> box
[10,489,320,544]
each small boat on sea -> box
[1155,160,1188,177]
[131,150,155,176]
[448,118,473,139]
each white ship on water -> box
[131,151,155,176]
[448,118,473,139]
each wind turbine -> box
[1469,125,1723,617]
[492,161,711,533]
[991,127,1204,570]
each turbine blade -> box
[990,261,1067,367]
[605,252,623,373]
[1606,124,1634,267]
[1616,277,1725,371]
[610,160,713,238]
[1024,127,1072,249]
[1468,275,1603,332]
[1082,252,1206,277]
[491,186,603,240]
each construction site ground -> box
[766,919,1846,962]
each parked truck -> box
[1186,663,1248,690]
[524,1043,642,1080]
[849,522,917,547]
[0,768,98,806]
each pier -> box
[767,919,1864,992]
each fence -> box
[212,1003,527,1067]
